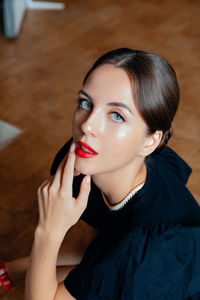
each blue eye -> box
[77,98,125,123]
[111,112,125,122]
[77,98,92,110]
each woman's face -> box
[72,64,149,176]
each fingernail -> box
[70,143,76,152]
[85,175,91,184]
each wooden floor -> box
[0,0,199,298]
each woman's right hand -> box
[63,144,80,177]
[36,143,91,242]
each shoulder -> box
[147,146,192,185]
[141,146,200,226]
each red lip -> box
[75,141,98,158]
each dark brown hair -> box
[83,48,180,153]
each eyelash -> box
[76,98,126,123]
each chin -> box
[74,159,95,176]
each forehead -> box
[83,64,136,108]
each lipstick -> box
[75,141,98,158]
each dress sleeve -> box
[64,223,200,300]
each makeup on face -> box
[72,64,148,178]
[78,89,133,116]
[75,141,98,158]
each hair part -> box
[83,48,180,153]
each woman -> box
[2,48,200,299]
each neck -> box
[92,157,147,205]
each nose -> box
[80,111,100,137]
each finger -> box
[37,179,49,222]
[60,143,76,196]
[40,179,50,188]
[37,196,44,223]
[38,179,49,195]
[52,146,80,189]
[51,154,68,189]
[76,175,91,211]
[42,180,51,212]
[39,179,51,204]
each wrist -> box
[34,225,68,246]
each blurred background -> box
[0,0,199,298]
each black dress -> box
[50,138,200,300]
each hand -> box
[37,143,91,241]
[61,145,80,177]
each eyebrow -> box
[78,89,133,114]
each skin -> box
[72,63,162,204]
[25,144,89,300]
[25,64,162,300]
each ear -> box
[139,130,163,157]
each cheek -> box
[72,111,84,134]
[103,125,146,164]
[107,124,145,148]
[73,111,81,124]
[112,126,129,139]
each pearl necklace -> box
[101,182,145,211]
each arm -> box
[5,220,98,283]
[26,229,76,300]
[57,219,98,267]
[25,143,91,300]
[56,220,98,282]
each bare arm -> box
[56,219,98,283]
[5,219,98,282]
[57,219,98,267]
[25,143,92,300]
